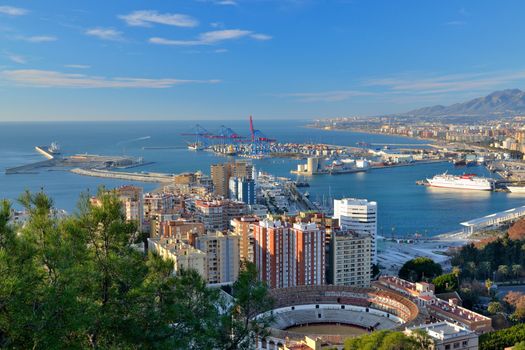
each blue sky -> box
[1,0,525,121]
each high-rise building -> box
[333,198,377,264]
[231,216,259,263]
[211,161,254,197]
[194,199,248,232]
[211,163,230,197]
[229,177,256,205]
[196,231,241,284]
[329,230,372,287]
[253,219,325,289]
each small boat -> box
[188,142,204,151]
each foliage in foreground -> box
[344,329,433,350]
[479,323,525,350]
[0,191,272,349]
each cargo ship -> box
[426,172,495,191]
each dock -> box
[70,168,174,183]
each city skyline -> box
[2,1,525,121]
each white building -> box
[404,321,479,350]
[333,198,377,264]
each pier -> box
[70,168,174,183]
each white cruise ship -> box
[426,172,495,191]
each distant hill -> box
[401,89,525,117]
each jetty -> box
[70,168,174,183]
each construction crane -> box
[180,124,212,150]
[249,115,275,156]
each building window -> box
[462,340,468,347]
[454,342,460,349]
[316,305,319,309]
[318,313,321,318]
[445,345,450,350]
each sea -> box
[1,119,523,237]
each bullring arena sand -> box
[285,324,368,337]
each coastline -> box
[305,125,439,146]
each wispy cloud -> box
[216,0,238,5]
[119,10,198,27]
[150,29,271,46]
[5,52,27,64]
[0,5,28,16]
[1,69,220,88]
[85,28,123,41]
[280,90,374,102]
[444,20,466,26]
[17,35,57,43]
[64,64,91,69]
[364,70,525,95]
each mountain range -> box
[401,89,525,117]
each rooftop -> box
[407,321,473,340]
[460,205,525,227]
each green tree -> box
[487,301,504,315]
[432,273,459,293]
[398,257,443,282]
[498,265,510,280]
[219,261,274,350]
[345,330,432,350]
[514,341,525,350]
[452,266,461,285]
[512,264,523,279]
[0,191,276,349]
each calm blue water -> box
[0,120,523,236]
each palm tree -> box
[512,264,522,279]
[452,266,461,286]
[481,261,492,279]
[485,278,493,296]
[498,265,510,281]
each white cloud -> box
[64,64,91,69]
[18,35,57,43]
[119,10,198,27]
[216,0,238,5]
[150,29,271,46]
[281,90,373,102]
[1,69,220,88]
[85,28,123,41]
[5,53,27,64]
[0,5,28,16]
[250,33,272,41]
[364,70,525,95]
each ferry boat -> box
[507,185,525,193]
[426,172,495,191]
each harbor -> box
[5,142,149,175]
[2,120,524,238]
